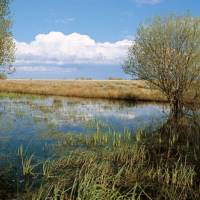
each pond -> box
[0,94,168,163]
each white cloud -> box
[15,32,132,70]
[16,66,77,73]
[135,0,162,5]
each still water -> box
[0,94,168,163]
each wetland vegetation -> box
[0,0,200,199]
[0,80,166,102]
[0,93,199,199]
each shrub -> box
[0,73,7,80]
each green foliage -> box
[18,145,35,176]
[124,14,200,116]
[42,160,53,179]
[0,0,15,73]
[0,72,6,79]
[19,114,200,200]
[108,77,124,80]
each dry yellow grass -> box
[0,80,167,101]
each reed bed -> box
[16,117,200,200]
[0,80,166,101]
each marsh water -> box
[0,94,168,167]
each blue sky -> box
[9,0,200,79]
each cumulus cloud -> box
[135,0,162,5]
[15,32,132,71]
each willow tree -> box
[123,15,200,118]
[0,0,15,75]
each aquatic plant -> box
[17,145,35,177]
[42,160,54,179]
[29,115,200,199]
[0,101,199,200]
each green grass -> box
[14,115,200,200]
[18,145,35,177]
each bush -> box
[0,73,7,80]
[108,77,123,80]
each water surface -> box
[0,94,168,162]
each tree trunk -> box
[170,96,183,121]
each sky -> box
[9,0,200,79]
